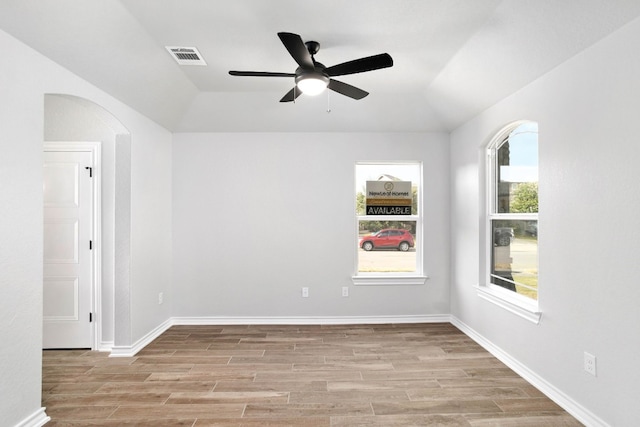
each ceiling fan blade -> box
[325,53,393,77]
[279,87,303,103]
[328,79,369,100]
[277,32,315,70]
[229,71,295,77]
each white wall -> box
[129,117,172,341]
[0,30,46,427]
[450,16,640,426]
[172,132,450,320]
[0,28,172,424]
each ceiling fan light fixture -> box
[229,32,393,102]
[295,73,329,96]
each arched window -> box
[482,121,539,320]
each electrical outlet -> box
[158,292,163,305]
[342,287,349,297]
[302,287,309,298]
[584,352,596,376]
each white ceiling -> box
[2,0,640,132]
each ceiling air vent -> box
[165,46,207,66]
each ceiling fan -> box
[229,32,393,102]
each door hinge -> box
[89,312,93,323]
[89,240,93,250]
[85,166,93,177]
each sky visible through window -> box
[501,122,538,183]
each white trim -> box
[451,316,610,427]
[98,340,114,352]
[352,275,428,286]
[173,315,449,326]
[43,141,102,351]
[12,408,49,427]
[109,318,173,357]
[476,284,541,324]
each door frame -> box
[44,141,102,350]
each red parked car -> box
[359,229,415,252]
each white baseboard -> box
[98,340,114,352]
[13,408,49,427]
[172,314,451,326]
[109,319,173,358]
[450,316,609,427]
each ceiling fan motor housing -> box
[305,41,321,55]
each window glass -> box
[488,122,538,300]
[358,220,416,273]
[355,163,421,276]
[495,127,539,214]
[491,219,538,299]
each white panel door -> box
[43,151,93,348]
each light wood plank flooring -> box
[42,323,582,426]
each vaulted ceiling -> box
[2,0,639,132]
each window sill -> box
[352,275,428,286]
[475,284,542,324]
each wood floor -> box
[42,323,582,426]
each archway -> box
[44,94,131,350]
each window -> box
[353,162,426,285]
[482,122,540,321]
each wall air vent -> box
[165,46,207,66]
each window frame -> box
[479,121,541,323]
[352,161,427,286]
